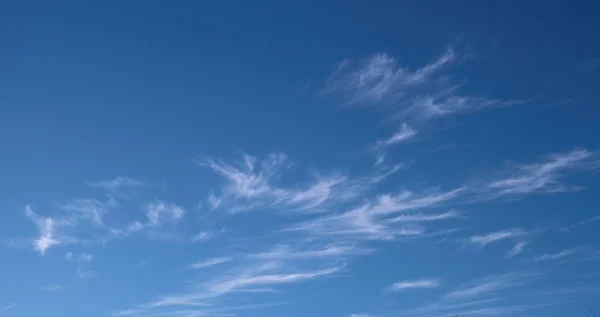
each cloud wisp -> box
[88,177,147,195]
[484,149,599,198]
[189,257,232,270]
[467,229,525,247]
[117,259,346,316]
[325,47,524,123]
[389,278,440,291]
[286,187,464,241]
[199,153,402,214]
[24,205,74,255]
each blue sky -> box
[2,1,600,317]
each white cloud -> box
[146,202,185,226]
[78,253,94,262]
[24,205,73,255]
[200,153,390,213]
[326,48,455,105]
[60,196,118,226]
[467,229,524,247]
[189,257,232,270]
[325,47,523,122]
[506,241,528,258]
[41,284,67,292]
[531,248,580,262]
[250,244,367,260]
[89,177,146,193]
[191,231,213,242]
[76,266,98,280]
[485,149,599,197]
[390,278,440,291]
[562,215,600,231]
[287,187,463,241]
[375,123,417,148]
[388,210,461,223]
[65,252,73,261]
[122,262,346,314]
[350,314,375,317]
[443,272,539,299]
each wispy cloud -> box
[287,188,463,241]
[250,244,368,260]
[64,252,94,262]
[467,229,525,247]
[562,215,600,232]
[325,47,523,122]
[506,241,528,258]
[189,257,232,270]
[41,284,68,292]
[88,177,146,194]
[76,266,98,280]
[191,231,214,242]
[485,149,599,197]
[199,153,397,213]
[389,210,461,223]
[78,253,94,262]
[531,248,581,262]
[325,48,456,105]
[375,123,417,148]
[126,201,185,234]
[390,278,440,291]
[119,261,346,315]
[443,272,539,299]
[24,205,73,255]
[60,196,118,226]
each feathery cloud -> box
[200,153,396,213]
[485,149,599,197]
[191,231,214,242]
[250,244,367,260]
[41,284,68,292]
[120,261,346,314]
[78,253,94,262]
[375,124,417,148]
[443,272,539,299]
[24,205,73,255]
[287,187,463,241]
[88,177,146,193]
[189,257,232,270]
[325,48,456,105]
[506,241,528,258]
[467,229,525,247]
[60,196,118,226]
[390,278,440,291]
[531,248,581,262]
[76,266,98,280]
[389,210,461,223]
[325,47,523,122]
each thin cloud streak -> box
[88,177,146,193]
[506,241,528,258]
[325,47,524,123]
[189,257,232,270]
[375,124,417,148]
[390,278,440,291]
[485,149,599,197]
[468,229,524,247]
[286,188,464,241]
